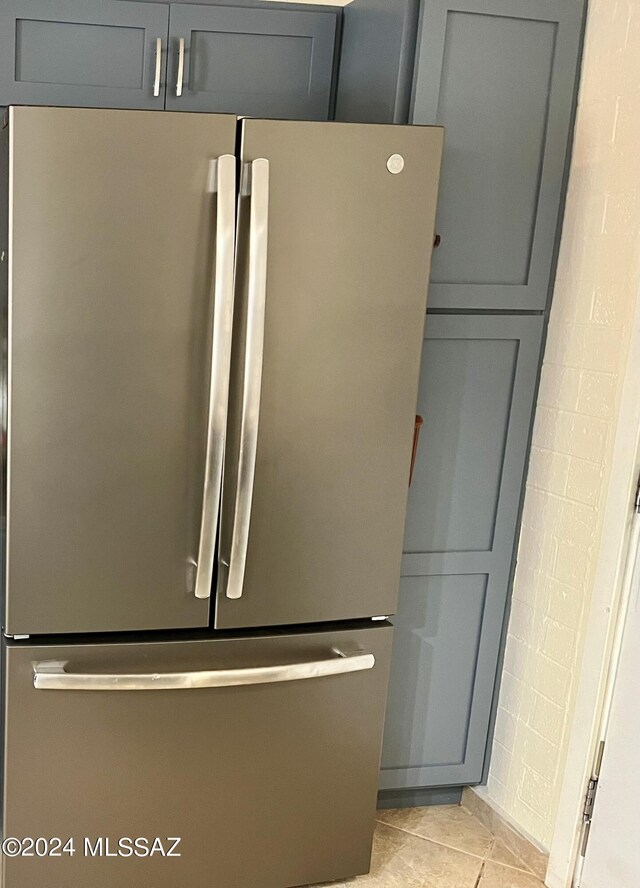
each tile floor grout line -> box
[374,820,487,862]
[479,831,538,876]
[472,818,539,877]
[463,806,545,878]
[473,859,487,888]
[480,854,539,876]
[374,819,539,878]
[501,862,536,875]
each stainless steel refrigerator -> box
[0,106,442,888]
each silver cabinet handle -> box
[225,159,270,600]
[193,155,237,600]
[176,37,185,97]
[153,37,162,97]
[33,650,375,691]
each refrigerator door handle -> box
[224,158,270,600]
[193,154,237,600]
[33,650,374,690]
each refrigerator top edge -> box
[5,105,444,136]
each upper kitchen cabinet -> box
[165,4,338,118]
[334,0,417,124]
[0,0,338,119]
[0,0,169,110]
[413,0,583,311]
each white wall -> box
[478,0,640,851]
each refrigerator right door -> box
[216,119,443,629]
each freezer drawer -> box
[2,625,392,888]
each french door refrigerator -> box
[0,106,442,888]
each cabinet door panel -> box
[403,337,517,554]
[381,575,487,776]
[0,0,169,109]
[381,315,543,788]
[166,4,337,119]
[335,0,416,124]
[412,0,583,310]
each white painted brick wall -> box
[482,0,640,850]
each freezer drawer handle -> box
[33,650,374,691]
[223,158,270,601]
[193,154,237,600]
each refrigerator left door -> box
[2,625,392,888]
[3,107,238,635]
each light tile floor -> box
[319,805,544,888]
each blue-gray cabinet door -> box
[165,3,337,118]
[0,0,169,109]
[412,0,583,310]
[380,314,544,788]
[335,0,416,124]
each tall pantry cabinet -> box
[378,0,585,800]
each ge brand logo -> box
[386,154,405,174]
